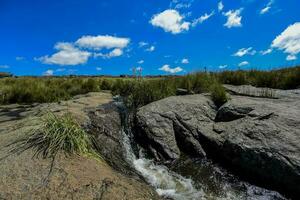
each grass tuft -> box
[15,112,96,159]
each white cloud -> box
[39,42,91,66]
[192,11,214,27]
[260,0,273,15]
[218,1,224,12]
[138,60,144,64]
[223,9,243,28]
[96,67,102,71]
[181,58,189,64]
[150,9,190,34]
[174,3,192,9]
[16,56,25,61]
[271,22,300,58]
[159,64,183,73]
[238,61,249,66]
[56,68,66,72]
[286,55,297,61]
[75,35,130,50]
[0,65,9,69]
[43,69,54,76]
[233,47,256,57]
[107,48,123,57]
[219,64,227,69]
[260,48,272,55]
[139,41,148,48]
[94,48,123,59]
[146,45,155,52]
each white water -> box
[122,131,204,200]
[122,130,286,200]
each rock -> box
[176,88,194,96]
[135,87,300,199]
[135,94,216,160]
[0,92,160,200]
[86,101,136,175]
[210,95,300,199]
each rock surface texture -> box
[136,86,300,199]
[0,92,159,200]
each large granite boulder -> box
[135,94,216,160]
[135,87,300,199]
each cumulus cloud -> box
[286,55,297,61]
[138,41,148,48]
[43,69,54,76]
[76,35,130,50]
[219,64,227,69]
[0,65,9,69]
[218,1,224,12]
[39,42,91,66]
[260,48,272,55]
[150,9,190,34]
[96,67,102,71]
[260,0,273,15]
[146,45,155,52]
[159,64,183,73]
[137,60,144,64]
[271,22,300,59]
[94,48,123,59]
[192,11,214,27]
[233,47,256,57]
[181,58,189,64]
[238,61,249,67]
[223,9,243,28]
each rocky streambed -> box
[0,85,299,200]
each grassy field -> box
[0,66,299,108]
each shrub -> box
[210,83,228,108]
[15,112,96,158]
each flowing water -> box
[122,131,286,200]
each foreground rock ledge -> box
[0,92,160,200]
[135,87,300,199]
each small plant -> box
[210,83,228,108]
[15,112,96,159]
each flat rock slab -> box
[0,92,159,200]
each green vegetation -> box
[15,112,97,159]
[0,77,102,104]
[210,83,228,107]
[217,66,300,89]
[1,66,299,108]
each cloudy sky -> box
[0,0,299,76]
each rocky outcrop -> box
[135,94,216,160]
[135,86,300,199]
[0,92,160,200]
[86,101,136,175]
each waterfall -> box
[122,130,203,200]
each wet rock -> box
[135,86,300,199]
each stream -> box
[122,130,286,200]
[115,98,286,200]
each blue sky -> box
[0,0,300,76]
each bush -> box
[210,83,228,108]
[15,112,96,158]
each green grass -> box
[217,66,300,89]
[16,112,96,159]
[1,66,299,108]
